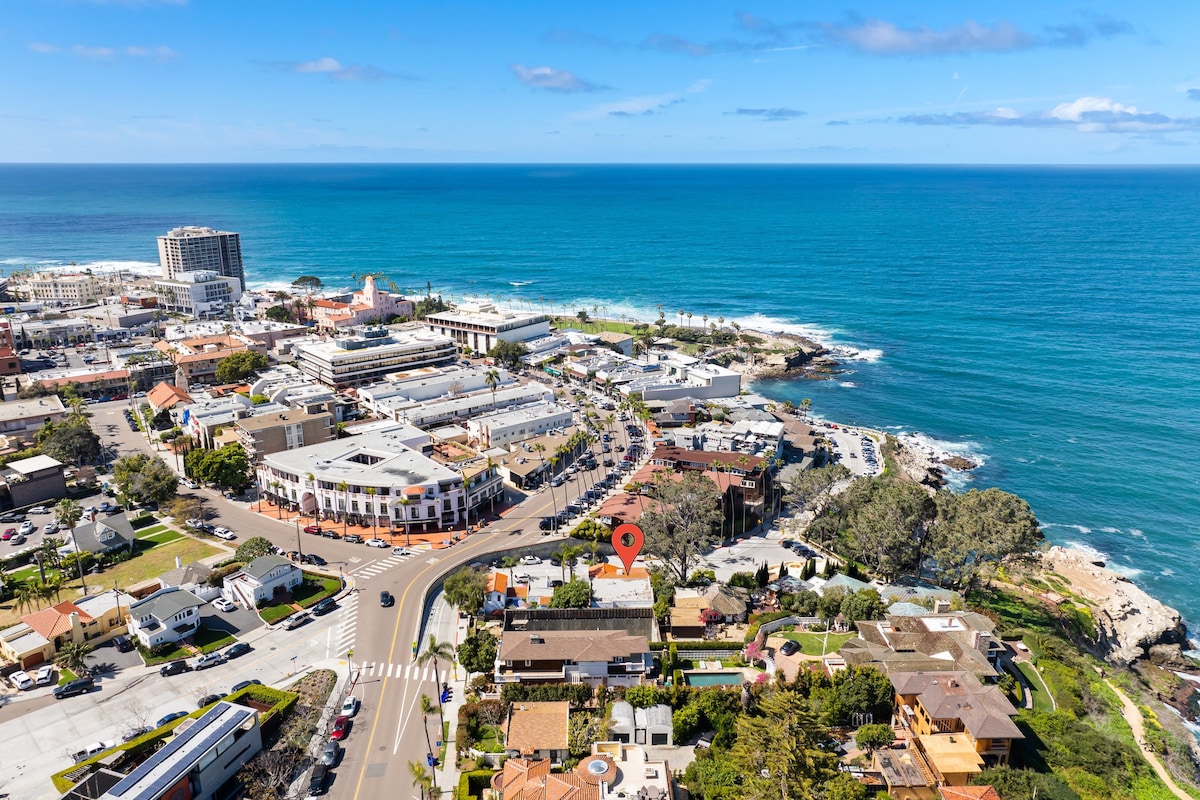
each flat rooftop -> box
[263,424,459,486]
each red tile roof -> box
[23,601,93,639]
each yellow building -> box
[0,590,129,669]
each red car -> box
[1,528,15,540]
[331,715,350,740]
[304,525,322,534]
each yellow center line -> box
[349,533,514,799]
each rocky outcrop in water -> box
[1042,546,1188,666]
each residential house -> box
[146,382,193,417]
[64,513,137,557]
[889,671,1023,787]
[492,743,672,800]
[495,629,651,687]
[668,585,749,640]
[0,590,128,668]
[222,554,303,609]
[609,701,673,746]
[504,701,570,764]
[840,612,1001,679]
[483,571,512,614]
[127,587,206,650]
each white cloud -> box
[899,96,1200,133]
[572,93,684,120]
[29,43,61,54]
[509,64,604,93]
[276,57,405,82]
[823,19,1032,55]
[31,42,176,61]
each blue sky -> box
[3,0,1199,163]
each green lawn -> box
[778,631,855,656]
[193,627,236,653]
[142,642,191,666]
[57,667,78,686]
[136,524,170,538]
[294,575,341,607]
[97,538,220,590]
[138,530,184,546]
[477,724,505,753]
[259,603,296,624]
[1017,661,1055,712]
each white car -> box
[183,479,200,490]
[213,527,236,540]
[340,695,360,718]
[28,506,50,515]
[35,664,55,686]
[211,597,236,612]
[365,538,388,548]
[43,522,59,535]
[18,521,35,535]
[9,670,34,690]
[392,547,414,556]
[519,555,542,566]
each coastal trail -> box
[1105,679,1192,800]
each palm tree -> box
[408,760,433,800]
[484,369,500,409]
[417,635,456,732]
[800,398,812,422]
[420,693,439,785]
[56,640,95,676]
[398,495,413,545]
[55,498,87,594]
[553,543,581,583]
[14,581,37,613]
[365,487,378,537]
[686,312,693,330]
[335,480,350,534]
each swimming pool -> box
[682,671,745,687]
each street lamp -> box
[294,516,304,560]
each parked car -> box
[156,711,188,727]
[0,528,14,540]
[194,652,224,670]
[113,634,134,652]
[35,664,55,685]
[330,714,351,740]
[213,527,236,541]
[28,506,50,515]
[519,555,542,565]
[211,597,236,612]
[303,524,323,534]
[18,521,35,535]
[301,553,327,566]
[319,530,341,540]
[308,764,329,796]
[9,670,34,690]
[9,533,26,546]
[344,534,363,544]
[321,740,342,767]
[365,538,388,548]
[121,725,151,743]
[225,643,252,659]
[182,479,200,490]
[779,640,801,656]
[231,678,261,692]
[311,597,337,616]
[197,693,224,708]
[379,590,394,607]
[54,675,96,698]
[159,660,192,677]
[283,611,312,630]
[340,695,360,718]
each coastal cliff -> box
[1041,545,1189,667]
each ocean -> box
[2,164,1198,624]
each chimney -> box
[933,600,951,614]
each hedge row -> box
[456,769,496,800]
[649,641,743,652]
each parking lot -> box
[2,490,113,560]
[696,527,826,582]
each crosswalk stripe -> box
[366,662,375,676]
[422,666,430,683]
[404,664,412,680]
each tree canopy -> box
[113,453,178,505]
[486,339,529,368]
[292,275,324,291]
[264,305,292,322]
[39,419,102,467]
[846,480,935,581]
[214,350,269,384]
[548,579,592,608]
[927,487,1043,589]
[456,629,498,675]
[235,537,276,562]
[186,444,250,490]
[640,471,725,583]
[443,566,488,615]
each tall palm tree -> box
[56,640,95,676]
[800,398,812,422]
[686,312,693,329]
[553,543,581,584]
[678,310,684,328]
[55,498,86,594]
[484,369,500,409]
[408,761,433,800]
[14,582,37,613]
[417,635,456,732]
[335,480,350,534]
[365,487,378,537]
[420,693,439,785]
[398,495,413,545]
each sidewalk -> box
[433,609,472,797]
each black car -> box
[112,634,134,653]
[308,764,329,796]
[539,516,557,531]
[319,530,341,539]
[225,642,252,659]
[231,679,262,693]
[779,640,801,656]
[53,675,95,699]
[159,660,193,677]
[0,512,25,523]
[302,553,327,566]
[312,597,337,616]
[380,590,394,607]
[197,693,224,708]
[156,711,188,727]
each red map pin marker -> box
[612,523,644,575]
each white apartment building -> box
[12,271,124,305]
[623,354,741,402]
[153,270,243,319]
[356,365,513,414]
[158,226,245,290]
[292,326,456,389]
[392,384,553,428]
[423,302,550,354]
[467,401,574,449]
[257,422,497,532]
